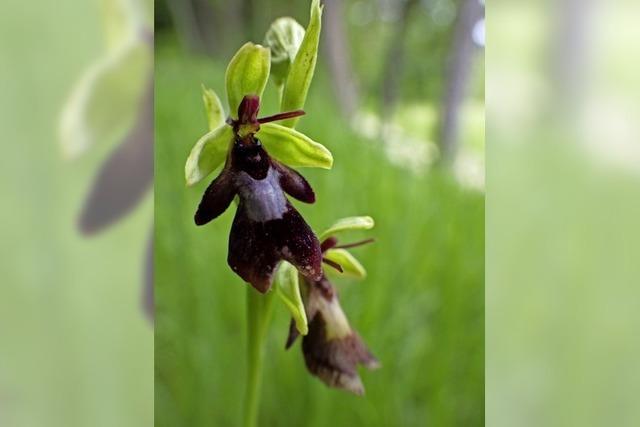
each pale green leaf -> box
[201,85,226,131]
[59,38,151,159]
[185,125,234,186]
[324,248,367,279]
[275,261,308,335]
[101,0,131,52]
[225,42,271,119]
[101,0,153,51]
[319,216,375,240]
[280,0,323,128]
[264,17,306,87]
[258,123,332,169]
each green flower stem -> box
[244,286,275,427]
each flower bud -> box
[264,17,305,87]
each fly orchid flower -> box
[185,38,332,293]
[279,216,380,395]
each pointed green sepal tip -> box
[275,261,309,335]
[225,42,271,119]
[201,84,225,131]
[185,125,234,186]
[320,216,375,240]
[324,248,367,279]
[279,0,323,128]
[258,123,333,169]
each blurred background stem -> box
[244,286,275,427]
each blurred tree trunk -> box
[193,0,220,54]
[380,0,420,120]
[165,0,233,55]
[165,0,206,53]
[551,0,591,114]
[240,0,257,41]
[323,0,359,120]
[439,0,483,164]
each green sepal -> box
[258,123,332,169]
[225,42,271,119]
[324,248,367,279]
[280,0,323,128]
[274,261,308,335]
[201,85,226,131]
[319,216,375,240]
[185,125,234,186]
[59,38,151,159]
[264,17,306,87]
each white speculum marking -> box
[235,168,288,222]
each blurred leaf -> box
[225,42,271,119]
[79,83,153,234]
[59,38,151,159]
[101,0,131,52]
[201,85,225,131]
[264,17,305,87]
[185,125,233,186]
[324,249,367,279]
[258,123,332,169]
[275,261,308,335]
[280,0,323,128]
[320,216,375,240]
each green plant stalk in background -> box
[244,287,275,427]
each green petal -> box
[264,17,305,87]
[59,38,151,159]
[201,85,225,131]
[319,216,375,240]
[258,123,332,169]
[185,125,234,186]
[280,0,323,128]
[324,249,367,279]
[275,261,308,335]
[225,42,271,119]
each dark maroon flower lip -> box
[286,274,380,395]
[194,95,322,293]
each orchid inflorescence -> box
[185,0,378,396]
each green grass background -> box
[155,39,484,427]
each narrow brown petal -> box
[272,159,316,203]
[285,318,299,349]
[194,167,236,226]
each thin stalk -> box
[243,286,275,427]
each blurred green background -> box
[0,0,153,426]
[155,0,484,426]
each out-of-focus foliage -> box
[488,1,640,426]
[0,0,153,426]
